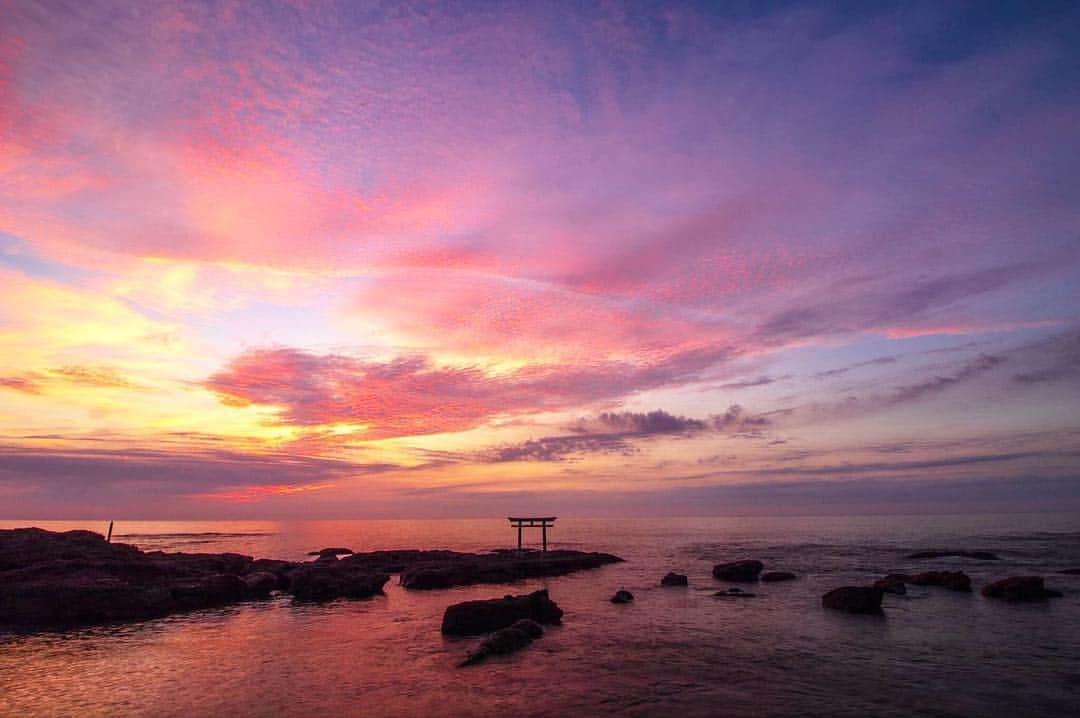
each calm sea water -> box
[2,514,1079,717]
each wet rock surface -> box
[908,571,972,592]
[712,560,765,582]
[981,576,1063,602]
[611,589,634,604]
[874,574,908,595]
[459,619,546,666]
[441,589,563,636]
[822,586,884,614]
[661,571,688,586]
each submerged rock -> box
[611,589,634,604]
[441,589,563,636]
[459,619,545,666]
[661,572,688,586]
[981,576,1063,602]
[1061,568,1080,575]
[714,587,756,598]
[874,574,908,595]
[822,586,883,614]
[760,571,797,583]
[712,560,764,582]
[907,550,1000,561]
[908,571,972,592]
[511,618,544,639]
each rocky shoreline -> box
[0,528,622,630]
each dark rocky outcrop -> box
[874,574,908,595]
[0,529,386,629]
[307,547,354,557]
[441,589,563,636]
[459,619,545,667]
[760,571,797,583]
[981,576,1063,602]
[1061,568,1080,575]
[822,586,883,614]
[397,550,623,590]
[714,587,756,598]
[0,528,274,628]
[286,564,390,601]
[661,572,688,586]
[712,560,764,582]
[611,589,634,604]
[907,550,1000,561]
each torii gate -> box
[508,516,556,552]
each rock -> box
[712,560,764,582]
[441,589,563,636]
[661,572,688,586]
[610,589,634,604]
[241,571,279,595]
[714,587,756,598]
[314,553,339,563]
[399,550,623,590]
[874,574,908,595]
[0,528,263,629]
[170,574,248,608]
[760,571,797,583]
[907,550,1000,561]
[908,570,972,592]
[1061,568,1080,575]
[307,547,354,557]
[287,564,390,601]
[510,618,544,638]
[822,586,883,614]
[981,576,1063,602]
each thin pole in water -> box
[106,521,114,542]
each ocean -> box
[2,514,1079,717]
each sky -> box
[0,0,1078,519]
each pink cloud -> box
[203,344,740,439]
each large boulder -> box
[286,564,389,601]
[712,560,764,582]
[760,571,797,583]
[441,589,563,636]
[907,550,1000,561]
[822,586,883,614]
[661,572,688,586]
[981,576,1062,602]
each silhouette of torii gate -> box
[508,516,556,552]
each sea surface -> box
[2,514,1080,717]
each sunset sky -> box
[1,0,1078,518]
